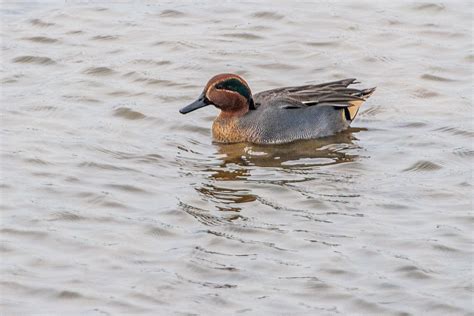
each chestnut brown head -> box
[180,74,254,115]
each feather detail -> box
[254,78,375,112]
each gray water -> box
[1,1,473,315]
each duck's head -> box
[180,73,255,116]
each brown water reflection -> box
[184,129,363,215]
[212,128,363,171]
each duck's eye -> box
[215,78,251,101]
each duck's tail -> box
[345,87,376,121]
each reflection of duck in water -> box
[211,129,363,171]
[180,74,375,144]
[190,132,362,214]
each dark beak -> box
[179,93,210,114]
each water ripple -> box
[29,18,55,27]
[83,66,115,76]
[12,56,56,65]
[421,74,456,82]
[403,160,443,172]
[159,9,185,17]
[221,33,264,40]
[250,11,284,20]
[90,35,120,41]
[113,107,147,120]
[22,36,58,43]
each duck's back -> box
[235,78,375,144]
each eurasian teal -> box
[180,74,375,144]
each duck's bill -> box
[179,94,210,114]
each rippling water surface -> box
[1,1,473,315]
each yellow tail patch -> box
[343,100,363,121]
[344,87,376,121]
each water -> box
[1,1,473,315]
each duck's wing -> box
[253,78,376,120]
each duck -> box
[179,74,375,144]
